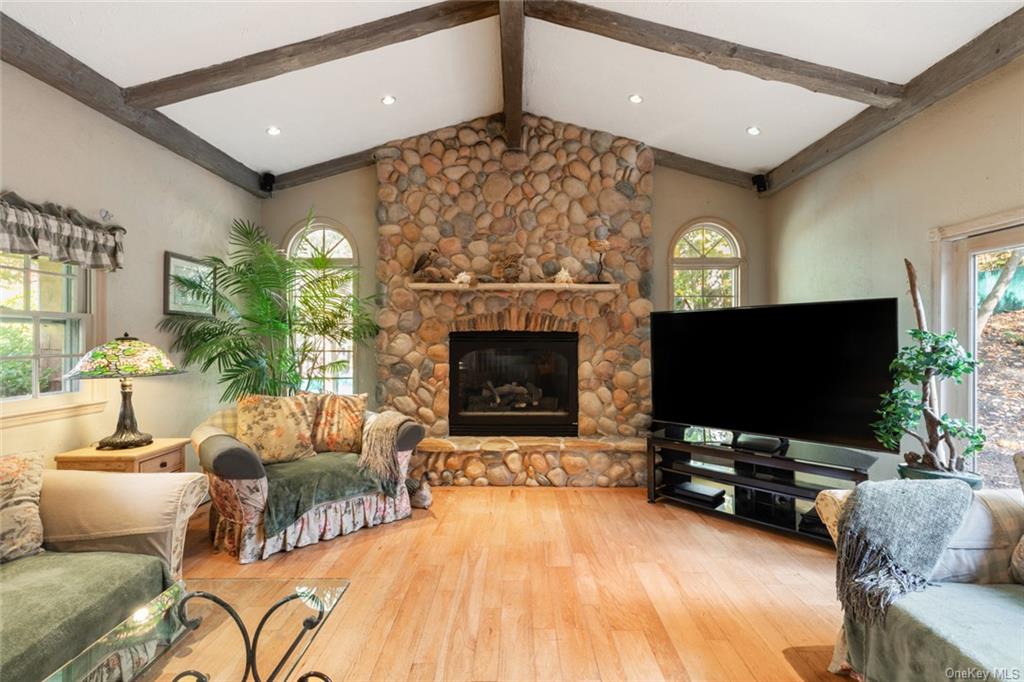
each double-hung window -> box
[1,254,91,400]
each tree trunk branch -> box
[976,248,1023,338]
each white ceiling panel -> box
[1,1,435,86]
[159,18,502,173]
[525,19,866,173]
[583,1,1023,83]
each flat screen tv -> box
[651,298,898,452]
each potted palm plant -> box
[158,217,378,401]
[872,259,985,488]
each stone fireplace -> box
[375,113,653,487]
[449,330,578,436]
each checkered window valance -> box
[0,191,125,270]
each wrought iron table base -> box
[171,590,332,682]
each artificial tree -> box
[872,259,985,473]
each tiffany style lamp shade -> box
[66,333,183,449]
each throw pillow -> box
[0,452,45,562]
[1013,452,1024,583]
[236,394,318,464]
[311,393,367,453]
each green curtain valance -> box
[0,191,125,270]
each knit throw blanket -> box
[359,410,413,498]
[836,479,973,625]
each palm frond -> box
[160,213,377,400]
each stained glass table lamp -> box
[66,332,183,449]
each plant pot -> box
[897,463,983,489]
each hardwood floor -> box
[174,488,842,681]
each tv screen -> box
[651,298,898,452]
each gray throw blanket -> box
[836,479,973,625]
[359,411,413,498]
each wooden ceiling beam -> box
[764,8,1024,196]
[524,0,904,109]
[124,0,500,109]
[274,140,753,192]
[0,13,266,197]
[652,148,753,189]
[499,0,525,149]
[274,147,377,191]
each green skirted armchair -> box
[191,407,425,564]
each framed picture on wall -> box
[164,251,216,316]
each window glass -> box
[0,255,89,400]
[671,223,741,312]
[287,225,357,395]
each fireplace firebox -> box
[449,331,578,436]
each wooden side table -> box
[55,438,190,473]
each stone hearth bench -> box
[411,436,647,487]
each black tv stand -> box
[647,430,875,544]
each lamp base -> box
[95,377,153,450]
[97,429,153,450]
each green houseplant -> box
[158,217,378,401]
[872,259,985,488]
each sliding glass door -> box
[955,226,1024,488]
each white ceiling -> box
[2,1,438,86]
[161,18,502,172]
[3,1,1021,176]
[525,18,865,173]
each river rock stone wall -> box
[411,436,649,488]
[375,113,653,449]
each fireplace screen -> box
[449,331,578,436]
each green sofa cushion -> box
[0,550,167,680]
[845,583,1024,682]
[263,452,381,537]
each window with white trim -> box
[286,224,357,395]
[0,254,91,400]
[671,222,742,311]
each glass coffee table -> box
[140,578,349,682]
[47,578,349,681]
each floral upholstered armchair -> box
[191,407,425,564]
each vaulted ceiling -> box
[2,1,1022,197]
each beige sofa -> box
[816,485,1024,677]
[0,469,207,681]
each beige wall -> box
[0,64,261,467]
[766,56,1024,477]
[651,167,768,310]
[767,57,1024,336]
[258,166,380,402]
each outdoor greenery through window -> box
[0,253,89,400]
[288,225,356,395]
[672,222,741,311]
[974,245,1024,489]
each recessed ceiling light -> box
[265,126,281,136]
[381,95,397,105]
[746,126,761,136]
[628,94,643,104]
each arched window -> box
[670,220,742,311]
[286,220,358,395]
[288,225,354,264]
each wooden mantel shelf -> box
[407,282,620,292]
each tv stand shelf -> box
[647,432,874,545]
